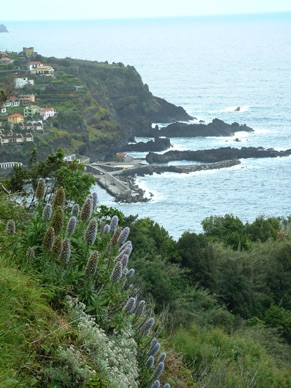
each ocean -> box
[1,13,291,239]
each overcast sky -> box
[2,0,291,21]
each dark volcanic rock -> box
[123,137,171,152]
[146,147,291,164]
[141,118,254,137]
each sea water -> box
[1,13,291,239]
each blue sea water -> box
[1,13,291,239]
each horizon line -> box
[2,10,291,23]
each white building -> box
[14,77,34,89]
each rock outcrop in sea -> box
[0,24,8,33]
[139,118,254,137]
[146,147,291,164]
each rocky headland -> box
[123,137,172,152]
[146,147,291,164]
[138,118,254,137]
[0,24,8,32]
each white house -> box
[0,161,23,169]
[32,65,54,76]
[0,105,7,114]
[14,76,34,89]
[4,96,20,107]
[39,107,56,120]
[27,61,43,71]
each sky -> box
[1,0,291,21]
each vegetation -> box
[1,152,291,387]
[0,51,189,163]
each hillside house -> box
[32,65,54,76]
[14,76,34,89]
[39,107,56,120]
[0,132,33,145]
[8,113,24,124]
[28,61,43,71]
[19,94,36,104]
[0,56,14,65]
[115,153,134,163]
[0,105,7,115]
[24,120,44,132]
[24,105,40,118]
[4,96,20,107]
[0,161,23,169]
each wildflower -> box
[26,247,35,261]
[51,206,64,235]
[35,178,45,201]
[102,223,110,235]
[110,261,123,283]
[134,300,145,320]
[153,362,164,379]
[52,236,63,260]
[118,240,132,254]
[6,219,15,235]
[52,187,66,209]
[61,238,71,264]
[92,191,98,211]
[121,254,129,268]
[42,203,52,220]
[141,317,155,334]
[149,338,158,351]
[164,383,171,388]
[158,352,167,363]
[66,216,77,236]
[85,251,99,277]
[84,218,98,245]
[145,355,154,369]
[117,226,130,244]
[42,227,55,251]
[80,196,93,222]
[149,342,160,357]
[71,203,80,217]
[126,268,135,277]
[109,215,118,233]
[151,381,160,388]
[123,297,136,314]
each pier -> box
[86,159,240,203]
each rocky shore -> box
[138,118,254,137]
[146,147,291,164]
[123,136,172,152]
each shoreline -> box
[89,159,240,203]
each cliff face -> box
[38,56,192,159]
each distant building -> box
[24,105,40,118]
[0,105,7,115]
[0,57,14,64]
[0,132,33,145]
[32,65,54,76]
[4,96,20,107]
[39,107,56,120]
[8,113,24,124]
[23,47,34,57]
[14,76,34,89]
[25,120,44,132]
[19,94,36,104]
[27,61,43,71]
[115,153,134,163]
[0,161,23,169]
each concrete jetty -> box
[86,159,240,203]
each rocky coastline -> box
[138,118,254,137]
[123,136,172,152]
[146,147,291,164]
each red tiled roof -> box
[8,113,23,118]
